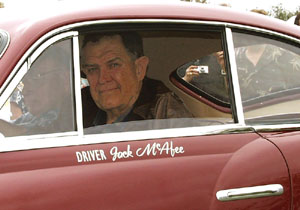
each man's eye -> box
[109,63,121,69]
[86,67,98,73]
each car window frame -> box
[0,29,10,59]
[227,25,300,127]
[0,31,82,138]
[2,19,299,152]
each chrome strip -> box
[1,19,299,152]
[225,23,300,45]
[225,28,245,125]
[0,62,27,108]
[2,18,299,96]
[30,32,78,67]
[0,124,253,152]
[216,184,284,201]
[0,29,10,58]
[73,35,84,136]
[50,19,300,44]
[253,124,300,132]
[5,19,293,112]
[0,31,78,109]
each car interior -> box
[78,24,235,133]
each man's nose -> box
[97,67,111,84]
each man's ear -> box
[135,56,149,81]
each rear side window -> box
[0,29,9,58]
[232,31,300,124]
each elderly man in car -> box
[80,31,192,127]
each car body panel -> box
[0,1,299,209]
[0,133,290,210]
[259,131,300,210]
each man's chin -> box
[98,99,121,111]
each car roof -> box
[1,1,300,86]
[1,1,299,35]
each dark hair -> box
[295,13,300,26]
[82,31,144,59]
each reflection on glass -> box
[233,31,300,124]
[176,52,229,103]
[0,39,75,137]
[235,44,300,100]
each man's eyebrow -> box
[82,63,99,68]
[107,57,122,64]
[81,57,122,68]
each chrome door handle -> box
[216,184,283,201]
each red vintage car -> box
[1,1,300,209]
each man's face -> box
[81,35,148,112]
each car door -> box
[0,21,291,210]
[230,28,300,210]
[0,131,290,210]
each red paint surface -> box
[0,133,290,209]
[262,131,300,210]
[0,2,296,209]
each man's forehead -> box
[85,34,123,50]
[83,36,128,61]
[99,34,122,43]
[83,50,122,63]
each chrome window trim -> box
[226,24,300,127]
[29,32,78,67]
[0,32,79,142]
[0,124,254,152]
[0,29,10,59]
[0,31,78,109]
[225,28,245,125]
[226,23,300,45]
[0,19,299,152]
[73,35,84,137]
[2,19,300,95]
[0,62,27,108]
[253,124,300,133]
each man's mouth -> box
[98,85,119,93]
[99,87,118,93]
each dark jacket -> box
[82,77,193,128]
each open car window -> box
[232,31,300,124]
[79,27,234,134]
[0,25,236,138]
